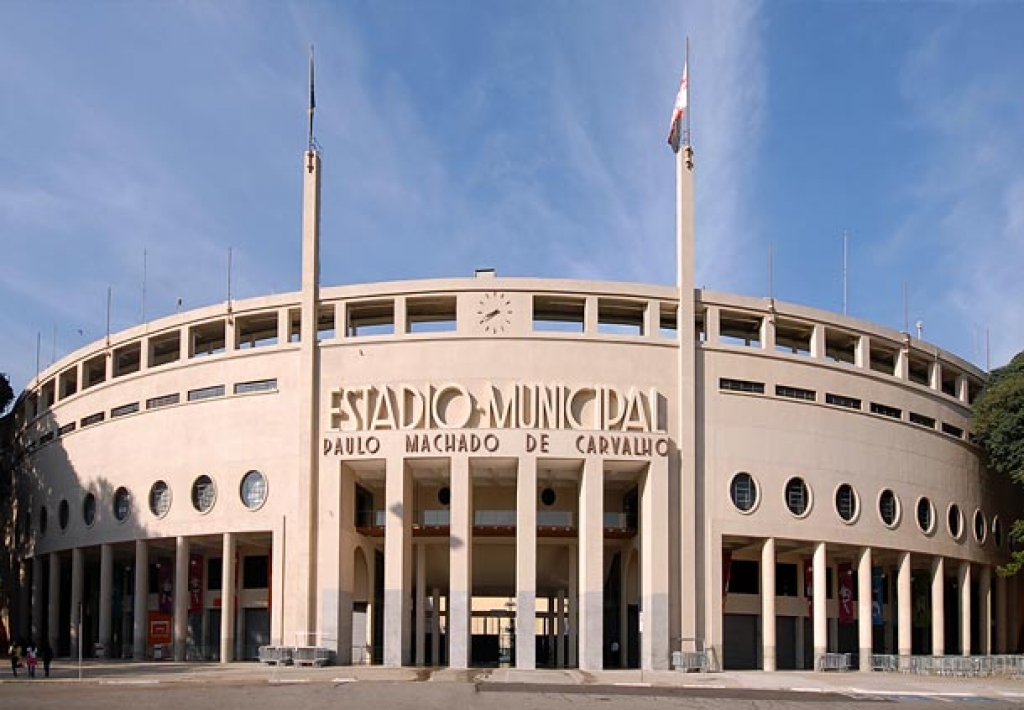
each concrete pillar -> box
[855,335,870,370]
[31,556,43,644]
[384,458,413,667]
[980,565,992,655]
[760,312,775,350]
[133,541,148,659]
[578,457,603,670]
[556,589,565,667]
[997,574,1008,653]
[641,456,670,670]
[220,533,236,662]
[431,588,441,666]
[515,456,537,670]
[931,557,945,656]
[48,553,61,652]
[810,324,826,359]
[812,542,826,669]
[415,543,426,666]
[98,543,113,658]
[897,551,911,659]
[959,562,971,655]
[448,457,472,668]
[174,536,189,661]
[70,547,83,655]
[858,547,873,671]
[761,538,776,671]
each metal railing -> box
[870,654,1024,677]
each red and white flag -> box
[667,60,688,152]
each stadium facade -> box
[6,104,1019,673]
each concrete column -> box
[181,326,191,360]
[515,456,537,670]
[959,562,971,655]
[431,588,441,665]
[812,542,826,669]
[810,323,826,359]
[448,457,472,669]
[415,543,426,666]
[896,344,910,380]
[931,557,945,656]
[221,533,236,662]
[980,565,992,655]
[584,295,598,334]
[384,458,413,667]
[997,574,1008,653]
[855,335,870,369]
[929,361,941,391]
[133,541,148,659]
[897,551,911,659]
[174,536,189,661]
[48,553,61,652]
[641,456,670,670]
[760,312,775,350]
[578,457,603,670]
[556,589,565,667]
[70,547,83,654]
[761,538,776,671]
[956,375,969,403]
[98,543,113,658]
[225,314,236,351]
[858,547,873,671]
[31,556,43,644]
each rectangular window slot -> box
[207,558,223,590]
[597,299,645,336]
[82,354,107,389]
[908,356,930,386]
[967,380,981,405]
[660,302,679,339]
[942,422,964,439]
[726,560,759,595]
[81,411,105,427]
[243,555,270,589]
[113,342,142,377]
[235,312,279,349]
[40,380,56,410]
[941,368,958,397]
[149,331,182,368]
[870,402,902,419]
[111,402,140,418]
[190,321,226,358]
[407,296,457,333]
[774,320,812,356]
[776,385,815,401]
[188,385,226,402]
[720,378,765,394]
[58,422,76,436]
[775,563,799,597]
[719,311,762,348]
[59,367,78,399]
[234,379,278,395]
[909,412,936,428]
[39,431,55,445]
[318,305,336,341]
[826,393,861,410]
[533,295,585,333]
[288,308,302,343]
[869,344,898,376]
[347,300,394,337]
[147,393,181,409]
[825,329,857,366]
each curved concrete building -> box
[8,139,1019,672]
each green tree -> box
[974,351,1024,574]
[0,372,12,416]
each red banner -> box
[838,563,854,624]
[189,553,204,613]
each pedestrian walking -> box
[41,640,54,678]
[25,643,38,678]
[9,640,22,677]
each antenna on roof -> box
[307,44,317,163]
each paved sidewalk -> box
[4,660,1024,703]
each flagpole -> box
[685,36,691,147]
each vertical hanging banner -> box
[804,559,813,617]
[189,554,204,613]
[871,567,884,626]
[838,563,854,624]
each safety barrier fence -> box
[869,654,1024,677]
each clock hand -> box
[482,309,501,321]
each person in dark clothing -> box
[40,641,54,678]
[9,639,22,677]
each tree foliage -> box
[0,372,12,417]
[974,351,1024,575]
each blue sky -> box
[3,0,1024,393]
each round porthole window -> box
[149,481,171,518]
[784,477,811,517]
[834,483,858,523]
[113,487,131,522]
[879,489,900,528]
[973,509,986,544]
[540,487,557,506]
[437,486,451,507]
[59,499,69,530]
[948,504,963,539]
[191,475,216,513]
[240,470,268,511]
[83,493,97,527]
[729,472,758,513]
[916,497,934,534]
